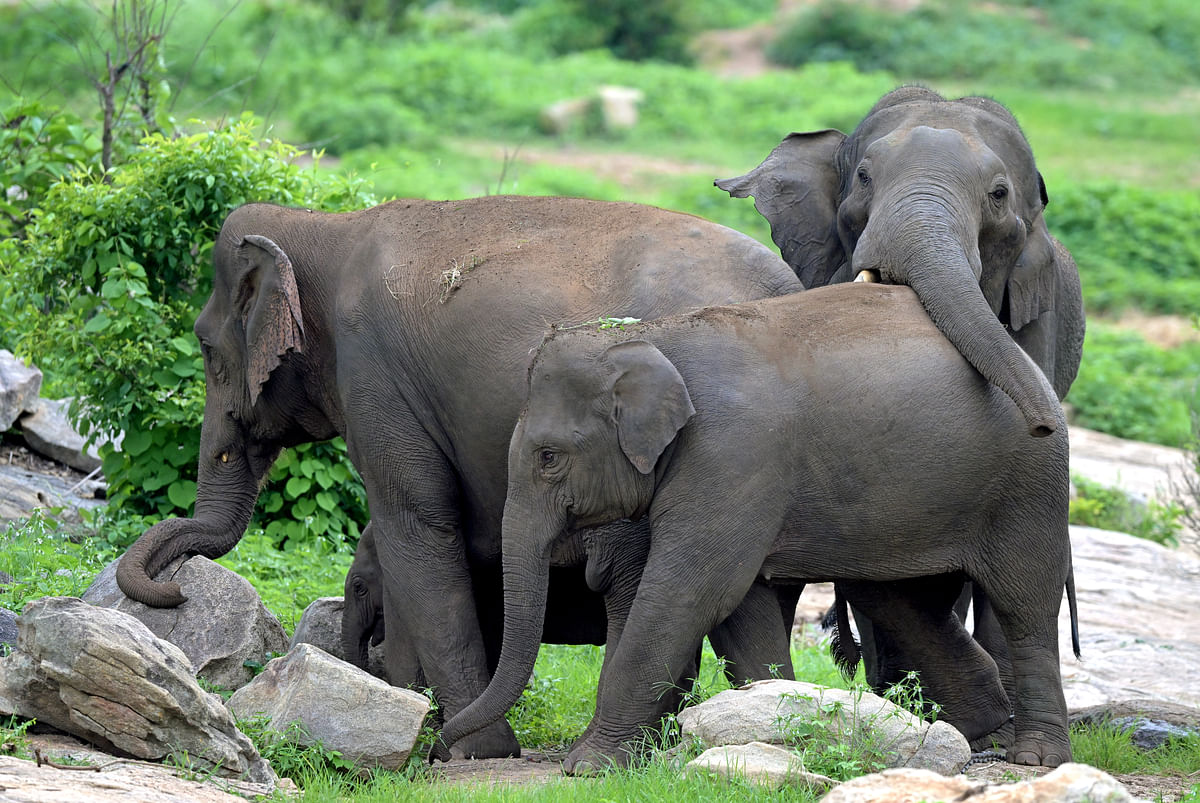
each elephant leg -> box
[840,577,1011,744]
[708,580,795,685]
[380,583,423,687]
[973,521,1072,766]
[970,587,1016,725]
[347,412,519,759]
[565,510,769,774]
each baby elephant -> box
[342,524,385,670]
[438,283,1076,772]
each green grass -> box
[1069,475,1185,546]
[1071,722,1200,777]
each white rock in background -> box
[0,350,41,432]
[597,85,643,130]
[226,643,431,771]
[684,741,835,793]
[84,555,289,692]
[819,763,1131,803]
[18,398,106,473]
[0,596,274,784]
[677,679,970,776]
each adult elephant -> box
[716,86,1084,427]
[115,195,803,758]
[717,86,1085,712]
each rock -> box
[0,732,288,802]
[1058,527,1200,711]
[0,570,11,587]
[0,350,41,432]
[0,463,107,523]
[538,96,592,135]
[226,643,431,771]
[0,607,15,651]
[1070,699,1200,730]
[18,398,106,473]
[83,555,289,691]
[596,85,643,131]
[290,596,387,680]
[0,596,274,784]
[1110,717,1196,751]
[676,679,970,775]
[684,741,835,793]
[818,763,1131,803]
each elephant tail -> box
[1066,565,1081,660]
[826,585,861,679]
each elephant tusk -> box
[854,270,881,283]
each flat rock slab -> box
[1059,526,1200,711]
[431,752,568,786]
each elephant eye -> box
[856,166,871,186]
[539,449,557,468]
[990,185,1009,202]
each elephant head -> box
[342,523,385,667]
[437,336,694,752]
[717,87,1080,437]
[117,224,335,607]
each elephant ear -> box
[236,234,306,406]
[715,129,847,287]
[603,340,695,475]
[1004,170,1057,333]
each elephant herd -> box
[116,87,1085,772]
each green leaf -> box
[83,311,111,333]
[285,476,312,497]
[294,497,317,518]
[123,428,154,456]
[167,479,197,510]
[315,491,336,513]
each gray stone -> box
[676,679,970,775]
[818,763,1131,803]
[0,350,41,432]
[684,741,835,792]
[596,85,643,131]
[18,398,105,473]
[1070,698,1200,730]
[0,596,273,784]
[83,555,289,692]
[0,608,16,655]
[290,596,387,680]
[226,643,431,771]
[1110,716,1196,751]
[0,463,107,523]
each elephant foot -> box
[562,730,635,775]
[968,717,1015,753]
[1007,734,1070,768]
[449,718,521,759]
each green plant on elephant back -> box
[2,116,374,549]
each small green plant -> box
[0,510,118,613]
[1070,721,1200,776]
[1070,475,1184,547]
[1,716,35,760]
[236,716,358,781]
[163,746,225,784]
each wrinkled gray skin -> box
[114,195,803,758]
[718,86,1086,707]
[439,284,1075,773]
[342,523,385,671]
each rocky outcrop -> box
[0,350,41,432]
[818,763,1131,803]
[83,555,289,692]
[226,643,431,771]
[0,597,274,785]
[18,398,104,473]
[677,679,970,776]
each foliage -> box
[1067,323,1200,447]
[237,715,358,780]
[1049,182,1200,316]
[0,510,119,614]
[1070,721,1200,776]
[2,116,374,547]
[1069,475,1184,547]
[767,0,1200,90]
[0,716,36,760]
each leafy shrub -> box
[0,510,118,613]
[1067,324,1200,447]
[1069,475,1183,546]
[2,116,375,548]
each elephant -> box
[114,194,805,758]
[342,523,385,672]
[717,86,1086,701]
[437,283,1078,772]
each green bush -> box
[1069,475,1184,546]
[1067,323,1200,447]
[2,116,375,548]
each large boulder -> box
[0,607,15,653]
[290,596,387,680]
[0,596,274,784]
[84,555,289,691]
[677,679,970,775]
[226,643,431,771]
[18,398,106,473]
[0,350,41,432]
[818,763,1131,803]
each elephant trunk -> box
[438,498,554,755]
[857,205,1061,438]
[116,415,267,607]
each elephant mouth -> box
[853,269,882,283]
